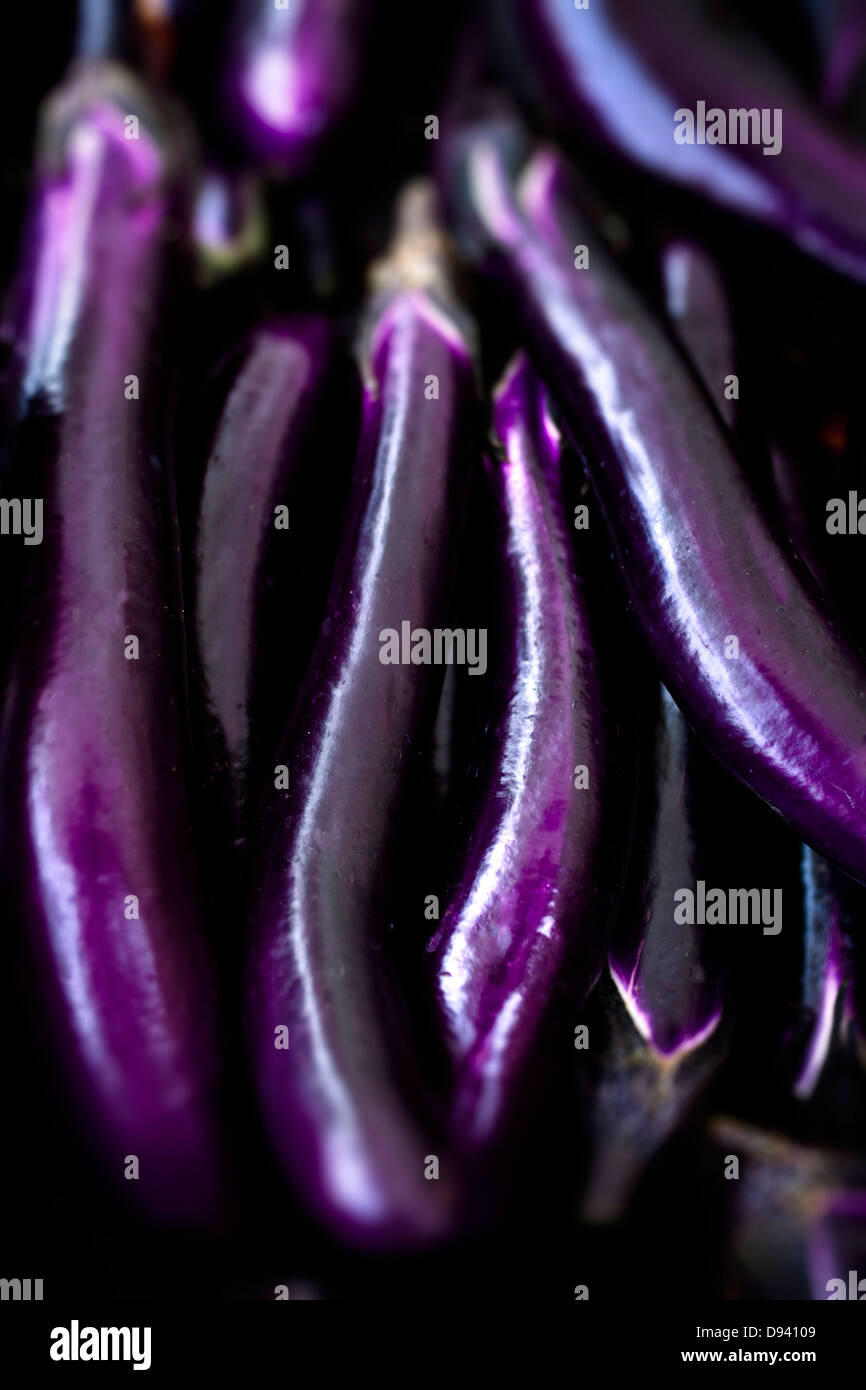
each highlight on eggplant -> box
[222,0,370,173]
[244,181,477,1249]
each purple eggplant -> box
[194,315,356,830]
[223,0,369,173]
[793,846,865,1103]
[3,63,224,1227]
[660,238,738,434]
[708,1116,866,1299]
[443,107,866,888]
[245,183,476,1248]
[490,0,866,281]
[581,686,727,1222]
[428,354,606,1154]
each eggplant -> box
[222,0,369,173]
[799,0,866,110]
[191,166,266,286]
[793,846,866,1107]
[708,1116,866,1299]
[490,0,866,282]
[581,686,727,1222]
[443,107,866,888]
[3,63,224,1227]
[660,238,738,434]
[245,182,476,1248]
[194,315,357,832]
[428,354,606,1155]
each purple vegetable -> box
[800,0,866,110]
[191,166,266,285]
[194,315,356,828]
[245,183,475,1248]
[444,108,866,888]
[708,1116,866,1299]
[491,0,866,281]
[223,0,369,173]
[660,238,738,434]
[3,64,223,1225]
[429,353,606,1154]
[581,686,726,1222]
[794,846,864,1102]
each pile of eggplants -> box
[3,0,866,1301]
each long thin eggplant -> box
[3,63,224,1226]
[581,686,727,1222]
[194,315,356,831]
[429,354,606,1154]
[223,0,369,173]
[443,107,866,888]
[490,0,866,281]
[245,183,475,1248]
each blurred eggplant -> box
[222,0,370,174]
[490,0,866,281]
[2,63,224,1226]
[429,354,606,1155]
[194,315,357,834]
[245,183,476,1248]
[708,1116,866,1298]
[660,238,738,434]
[442,106,866,889]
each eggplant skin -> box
[222,0,369,172]
[429,354,606,1154]
[446,111,866,889]
[5,66,224,1227]
[245,252,476,1248]
[491,0,866,282]
[194,315,357,826]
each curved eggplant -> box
[223,0,369,173]
[490,0,866,281]
[443,108,866,888]
[194,315,356,830]
[245,183,476,1248]
[4,63,223,1227]
[429,354,606,1154]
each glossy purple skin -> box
[195,316,340,815]
[8,67,223,1226]
[246,281,474,1248]
[429,354,605,1153]
[660,239,738,434]
[451,117,866,888]
[494,0,866,280]
[223,0,368,171]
